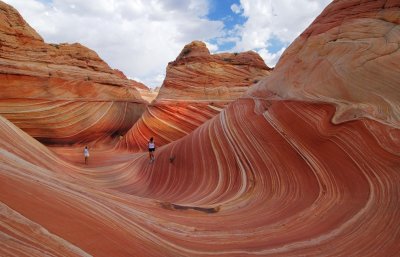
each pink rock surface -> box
[1,0,400,256]
[119,41,271,151]
[116,102,224,152]
[0,1,147,144]
[248,0,400,128]
[1,98,399,256]
[157,40,271,102]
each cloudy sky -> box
[4,0,332,88]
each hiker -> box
[84,146,89,165]
[148,137,155,162]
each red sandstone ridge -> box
[156,40,271,102]
[1,0,400,257]
[117,41,271,151]
[248,0,400,128]
[0,1,148,144]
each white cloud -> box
[257,47,286,68]
[231,0,332,66]
[145,73,166,89]
[205,41,219,53]
[230,3,242,14]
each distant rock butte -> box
[156,40,271,102]
[0,1,148,144]
[118,41,271,151]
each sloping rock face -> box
[1,0,400,257]
[117,101,224,152]
[118,41,271,151]
[0,1,147,144]
[248,0,400,128]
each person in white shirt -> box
[84,146,89,165]
[148,137,155,162]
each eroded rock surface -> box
[0,1,147,144]
[157,40,271,102]
[119,41,271,151]
[248,0,400,128]
[1,0,400,256]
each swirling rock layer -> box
[0,98,145,144]
[1,98,399,256]
[1,0,400,256]
[119,41,271,150]
[249,0,400,128]
[117,102,224,152]
[0,1,147,144]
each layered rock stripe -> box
[1,98,399,256]
[156,40,271,102]
[1,0,400,256]
[248,0,400,128]
[119,41,271,151]
[0,1,148,144]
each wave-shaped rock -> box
[125,99,400,257]
[1,99,399,256]
[1,0,400,256]
[117,101,224,152]
[248,0,400,128]
[0,1,147,144]
[119,41,271,151]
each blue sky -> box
[4,0,332,88]
[208,0,242,29]
[207,0,286,54]
[207,0,245,51]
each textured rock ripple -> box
[1,0,400,256]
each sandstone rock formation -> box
[157,40,271,102]
[0,1,147,144]
[248,0,400,128]
[1,0,400,256]
[119,41,271,151]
